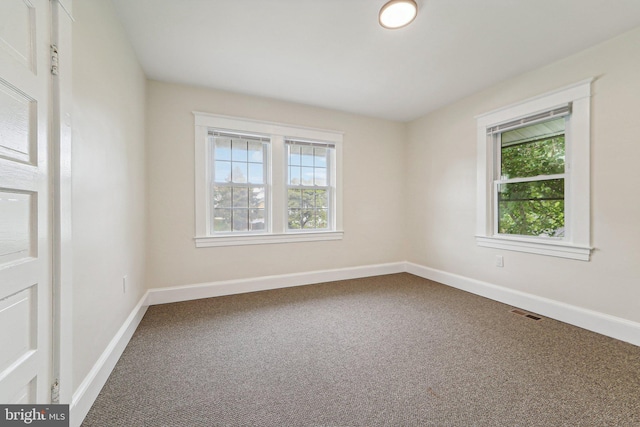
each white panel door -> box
[0,0,52,403]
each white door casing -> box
[50,0,74,405]
[0,0,52,403]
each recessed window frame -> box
[475,79,593,261]
[194,112,343,248]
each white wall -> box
[71,0,147,391]
[146,81,406,288]
[406,27,640,324]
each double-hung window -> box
[493,112,567,238]
[210,132,269,233]
[476,79,593,260]
[286,140,334,231]
[194,113,343,247]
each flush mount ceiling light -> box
[379,0,418,29]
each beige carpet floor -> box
[82,273,640,426]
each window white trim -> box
[475,79,593,260]
[476,236,591,261]
[194,113,343,143]
[195,231,344,248]
[194,112,343,247]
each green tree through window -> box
[497,118,565,237]
[286,142,332,230]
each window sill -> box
[195,231,344,248]
[476,235,592,261]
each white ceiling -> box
[112,0,640,122]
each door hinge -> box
[51,379,60,403]
[51,44,59,76]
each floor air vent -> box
[510,308,543,321]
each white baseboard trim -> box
[406,262,640,347]
[146,262,406,306]
[70,292,149,427]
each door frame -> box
[50,0,73,404]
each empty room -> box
[1,0,639,426]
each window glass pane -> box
[214,161,232,183]
[248,163,263,184]
[215,138,231,161]
[314,167,327,186]
[302,189,315,209]
[288,189,301,208]
[248,141,263,162]
[500,118,565,179]
[250,187,265,209]
[250,209,265,231]
[289,166,301,185]
[498,179,564,237]
[210,137,336,235]
[232,209,249,231]
[209,131,273,235]
[213,186,232,208]
[316,209,328,229]
[303,210,317,229]
[232,163,248,183]
[213,208,231,232]
[284,142,335,231]
[315,189,328,208]
[288,208,301,229]
[289,145,301,166]
[301,145,314,166]
[314,147,327,168]
[301,167,314,185]
[231,139,248,162]
[233,187,249,208]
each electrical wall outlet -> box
[496,255,504,267]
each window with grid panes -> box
[286,141,333,230]
[210,132,269,233]
[194,112,343,247]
